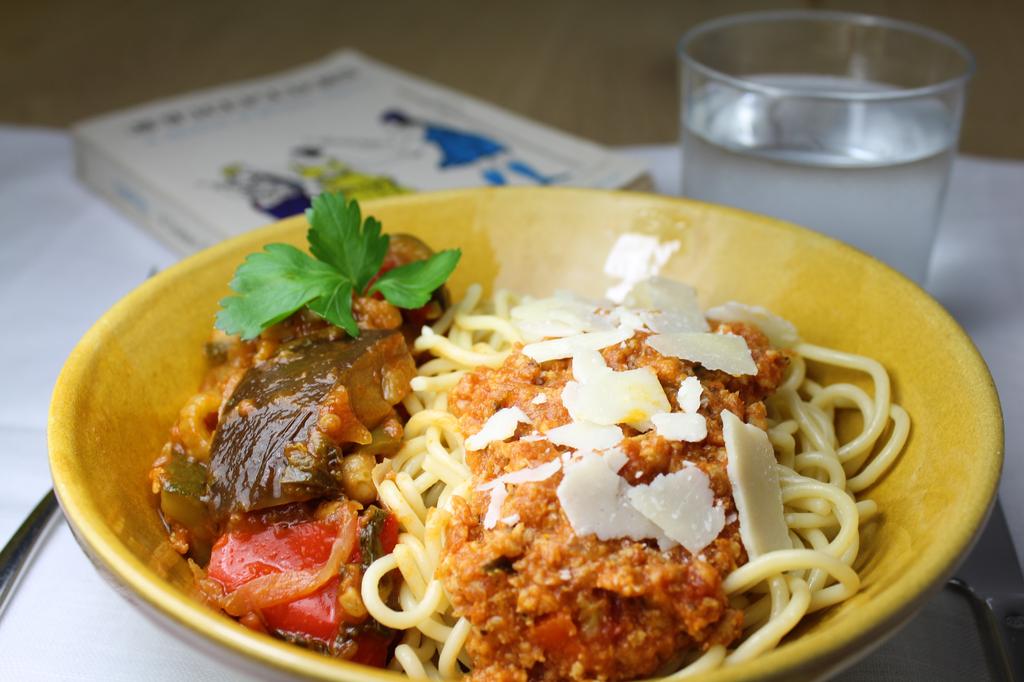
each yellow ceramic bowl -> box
[49,188,1002,681]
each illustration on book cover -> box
[217,107,566,219]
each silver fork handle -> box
[0,489,61,620]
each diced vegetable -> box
[349,422,404,458]
[341,453,377,504]
[349,631,393,667]
[210,508,357,617]
[383,234,438,268]
[529,613,581,657]
[354,506,399,568]
[207,330,416,519]
[160,449,207,524]
[207,519,340,592]
[265,578,341,642]
[159,446,213,561]
[203,339,231,365]
[275,629,393,666]
[205,506,397,661]
[378,234,451,334]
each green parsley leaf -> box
[215,193,462,340]
[215,244,344,340]
[216,295,272,341]
[306,193,390,294]
[307,279,358,337]
[369,249,462,308]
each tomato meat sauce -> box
[440,323,789,681]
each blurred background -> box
[4,0,1022,157]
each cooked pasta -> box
[361,283,909,679]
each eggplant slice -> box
[207,329,415,519]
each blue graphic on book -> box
[381,109,564,186]
[221,164,312,220]
[219,155,406,220]
[216,108,565,219]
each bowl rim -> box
[48,186,1004,681]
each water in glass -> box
[682,74,956,283]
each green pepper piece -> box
[160,449,213,562]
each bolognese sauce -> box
[439,323,788,681]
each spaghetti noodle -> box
[361,283,909,679]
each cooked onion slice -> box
[213,508,358,617]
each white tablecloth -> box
[0,127,1021,680]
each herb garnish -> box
[216,193,460,340]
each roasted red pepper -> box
[350,631,394,668]
[207,509,399,661]
[207,520,342,642]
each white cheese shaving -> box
[561,381,583,421]
[626,467,725,555]
[515,319,579,342]
[706,301,799,348]
[547,421,623,451]
[604,236,682,303]
[566,366,671,427]
[522,326,633,364]
[651,412,707,443]
[571,349,612,383]
[557,450,668,544]
[501,514,520,525]
[632,419,654,433]
[465,407,531,451]
[482,483,508,530]
[554,289,608,318]
[722,410,789,558]
[677,376,703,413]
[556,450,729,553]
[625,277,709,332]
[511,296,606,341]
[478,459,563,529]
[610,306,648,332]
[638,310,706,334]
[603,448,628,473]
[519,433,547,443]
[498,458,563,486]
[531,393,548,405]
[647,332,757,376]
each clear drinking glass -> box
[678,11,974,284]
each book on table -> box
[73,49,651,254]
